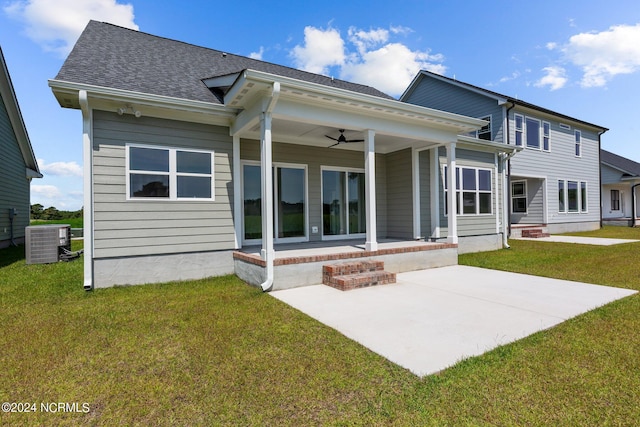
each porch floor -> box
[236,239,453,264]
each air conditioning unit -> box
[25,224,71,264]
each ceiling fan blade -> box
[325,135,339,141]
[345,139,365,143]
[328,141,341,148]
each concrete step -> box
[323,260,395,291]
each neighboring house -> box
[401,70,608,236]
[0,46,42,249]
[50,21,518,290]
[600,149,640,226]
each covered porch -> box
[216,69,515,290]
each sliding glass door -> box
[242,163,307,244]
[322,169,366,238]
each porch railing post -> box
[365,129,378,251]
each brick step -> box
[322,260,384,278]
[521,229,550,238]
[325,270,396,291]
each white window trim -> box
[126,143,215,201]
[525,116,542,150]
[320,166,367,240]
[442,165,494,216]
[558,178,588,214]
[575,130,582,157]
[611,189,621,211]
[511,180,528,214]
[241,160,309,245]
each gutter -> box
[504,102,516,246]
[259,82,280,292]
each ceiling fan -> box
[325,129,364,148]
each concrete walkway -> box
[513,235,639,245]
[271,266,636,376]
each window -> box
[543,121,550,151]
[511,181,527,213]
[322,168,366,237]
[611,189,620,211]
[575,130,582,157]
[514,114,523,146]
[559,123,571,130]
[525,117,541,149]
[477,115,492,140]
[127,145,214,200]
[558,179,588,213]
[444,166,492,215]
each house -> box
[401,70,608,237]
[0,46,42,249]
[600,149,640,226]
[50,21,518,290]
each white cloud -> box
[38,159,83,177]
[534,66,568,91]
[290,25,445,96]
[4,0,138,56]
[562,23,640,87]
[31,184,62,199]
[249,47,264,60]
[290,26,346,74]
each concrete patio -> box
[271,265,637,376]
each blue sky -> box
[1,0,639,210]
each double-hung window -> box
[542,121,550,151]
[525,117,541,149]
[444,166,492,215]
[127,144,214,200]
[611,189,620,211]
[575,130,582,157]
[477,115,492,140]
[558,179,587,213]
[511,181,527,213]
[514,114,523,146]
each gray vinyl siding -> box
[438,147,498,236]
[386,149,413,239]
[92,111,235,258]
[508,109,601,224]
[0,91,30,244]
[240,140,388,241]
[510,178,544,224]
[419,149,432,237]
[601,164,624,184]
[403,76,504,142]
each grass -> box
[30,218,83,228]
[1,227,639,425]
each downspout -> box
[79,90,94,291]
[504,102,515,241]
[499,150,518,248]
[597,130,606,228]
[259,82,280,292]
[632,183,640,228]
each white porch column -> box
[260,112,274,261]
[430,147,440,238]
[78,90,94,290]
[446,142,458,244]
[412,148,421,239]
[233,134,242,249]
[364,129,378,251]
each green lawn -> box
[1,227,639,425]
[30,218,83,228]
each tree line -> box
[30,204,83,220]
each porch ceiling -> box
[240,117,440,154]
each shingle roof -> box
[406,70,607,131]
[55,21,393,105]
[601,149,640,177]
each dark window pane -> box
[568,181,579,212]
[243,165,262,240]
[462,168,476,190]
[130,147,169,172]
[512,182,525,197]
[581,182,587,212]
[322,170,345,235]
[558,181,565,212]
[130,174,169,197]
[462,192,476,214]
[178,176,211,198]
[526,117,540,148]
[479,170,491,191]
[348,172,366,234]
[177,151,211,174]
[479,193,492,214]
[512,197,527,213]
